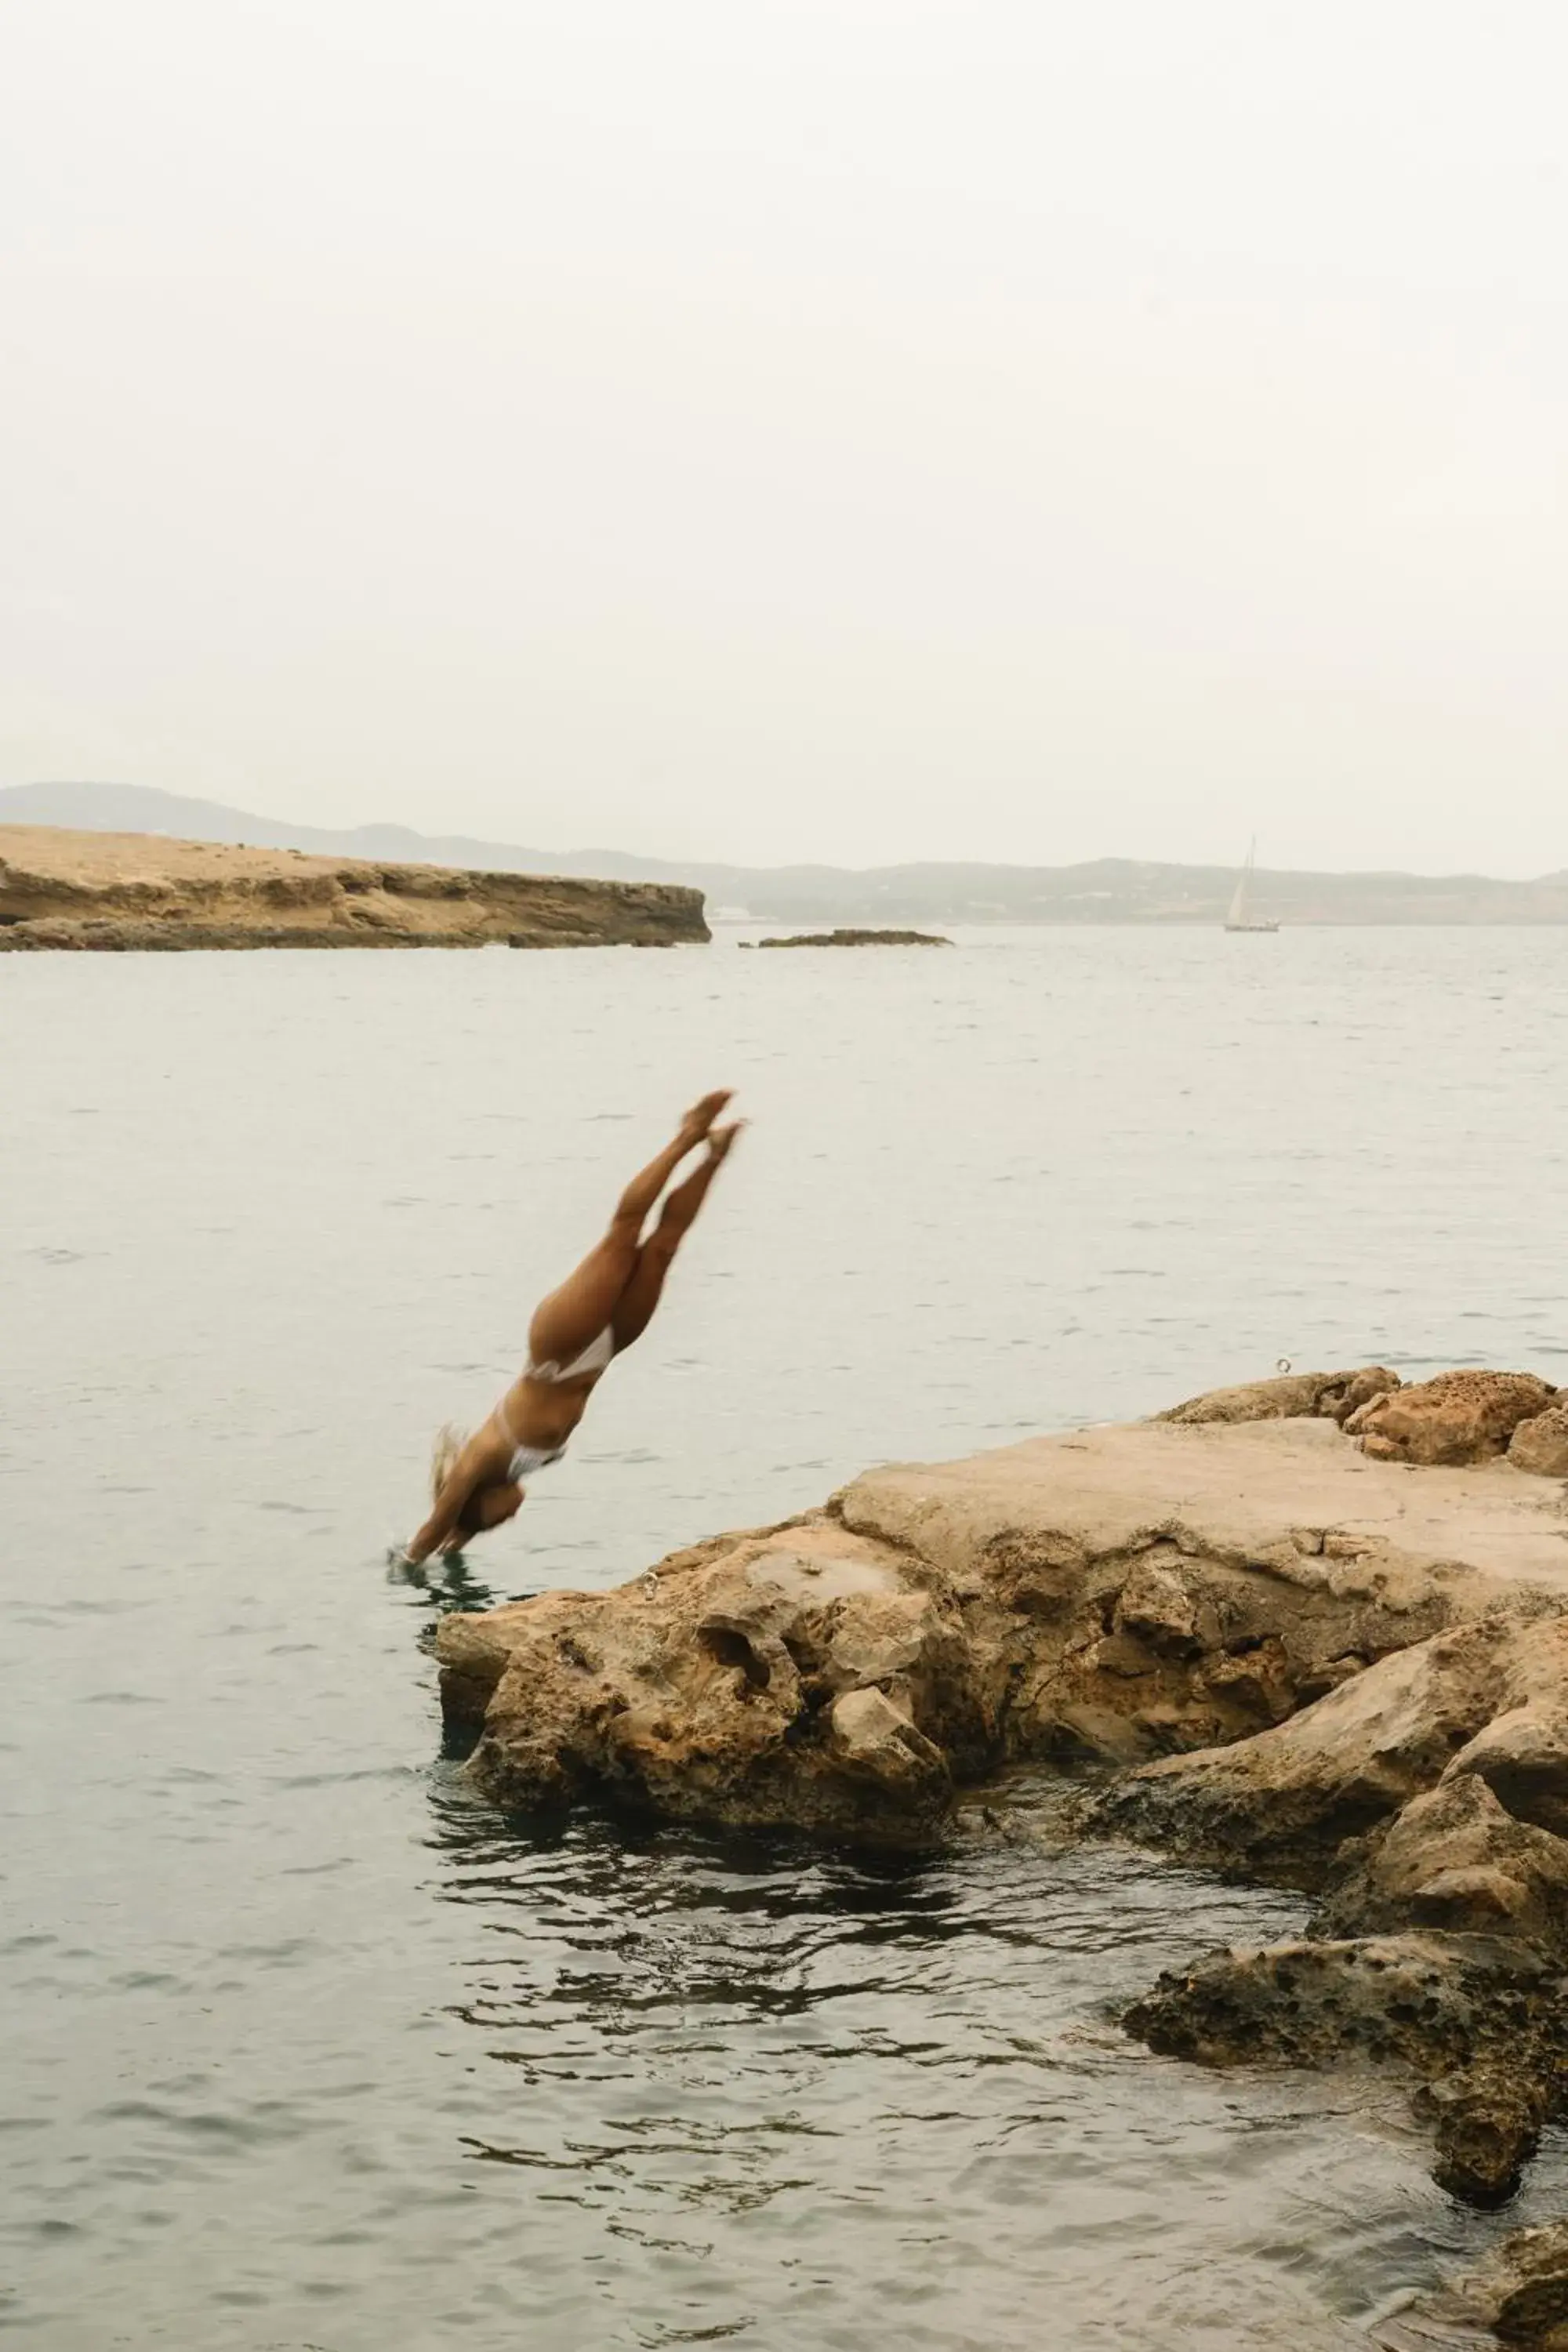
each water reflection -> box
[386,1541,517,1616]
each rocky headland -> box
[437,1363,1568,2231]
[0,826,708,950]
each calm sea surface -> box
[5,927,1568,2350]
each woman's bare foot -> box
[706,1119,744,1164]
[680,1089,735,1144]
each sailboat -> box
[1224,838,1279,932]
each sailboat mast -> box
[1225,835,1279,931]
[1226,840,1253,927]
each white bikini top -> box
[497,1327,617,1481]
[525,1327,616,1385]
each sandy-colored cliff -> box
[0,826,709,950]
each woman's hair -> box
[429,1421,470,1503]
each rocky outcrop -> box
[444,1394,1559,1834]
[0,825,708,949]
[1347,1370,1558,1466]
[1118,1721,1568,2204]
[741,927,952,948]
[1093,1542,1568,2205]
[451,1523,982,1841]
[1158,1363,1402,1427]
[1512,1403,1568,1480]
[1091,1611,1559,1879]
[436,1363,1568,2206]
[1100,1548,1568,1896]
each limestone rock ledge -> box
[0,825,708,949]
[437,1364,1568,2209]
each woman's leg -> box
[525,1092,731,1368]
[611,1122,740,1352]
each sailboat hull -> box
[1225,920,1279,933]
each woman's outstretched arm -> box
[405,1464,480,1566]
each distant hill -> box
[5,781,1567,926]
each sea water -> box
[5,926,1568,2350]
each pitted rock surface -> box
[1348,1370,1558,1467]
[1513,1403,1568,1481]
[1158,1364,1402,1428]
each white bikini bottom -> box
[503,1437,567,1480]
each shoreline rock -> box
[0,825,708,950]
[435,1365,1568,2209]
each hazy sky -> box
[4,2,1565,873]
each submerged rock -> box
[1380,2216,1568,2347]
[1131,1927,1560,2208]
